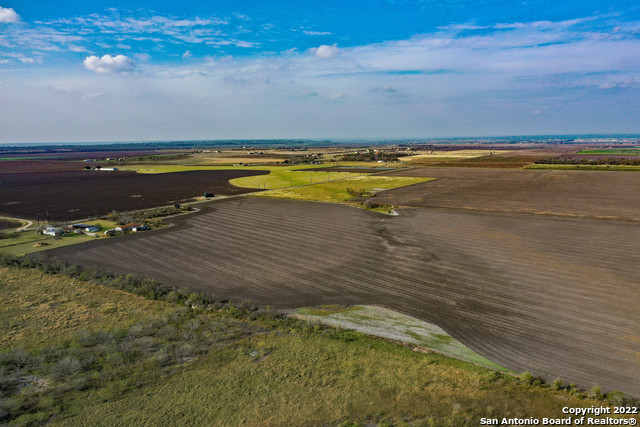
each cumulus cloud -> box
[83,54,134,73]
[0,6,19,23]
[310,43,339,59]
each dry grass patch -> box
[0,266,167,350]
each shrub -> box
[50,357,83,380]
[588,385,603,399]
[363,199,379,209]
[606,391,627,406]
[520,372,535,385]
[0,348,31,369]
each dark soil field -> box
[0,160,89,173]
[0,170,268,221]
[0,149,174,160]
[43,197,640,395]
[374,167,640,221]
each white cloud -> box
[330,92,345,100]
[81,92,104,100]
[303,30,332,36]
[83,54,135,73]
[182,50,192,59]
[135,53,151,62]
[0,6,19,23]
[310,43,339,59]
[598,76,637,90]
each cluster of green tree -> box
[282,154,322,164]
[535,157,640,165]
[339,151,401,162]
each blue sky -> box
[1,1,639,142]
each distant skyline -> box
[1,1,639,143]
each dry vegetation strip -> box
[45,197,640,395]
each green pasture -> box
[122,163,329,174]
[253,175,432,203]
[230,169,359,190]
[525,164,640,171]
[577,148,640,155]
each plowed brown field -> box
[375,167,640,221]
[0,169,268,221]
[43,197,640,395]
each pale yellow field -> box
[399,149,510,162]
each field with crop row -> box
[44,197,640,395]
[377,167,640,220]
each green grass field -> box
[525,164,640,171]
[577,148,640,155]
[123,164,329,174]
[123,163,355,190]
[231,169,359,190]
[253,175,432,203]
[1,263,634,426]
[0,220,117,256]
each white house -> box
[43,226,63,236]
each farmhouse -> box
[115,223,139,232]
[42,226,63,236]
[115,223,149,232]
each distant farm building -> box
[115,223,149,232]
[69,223,100,233]
[43,226,63,236]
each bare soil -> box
[43,197,640,395]
[372,167,640,221]
[0,169,268,221]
